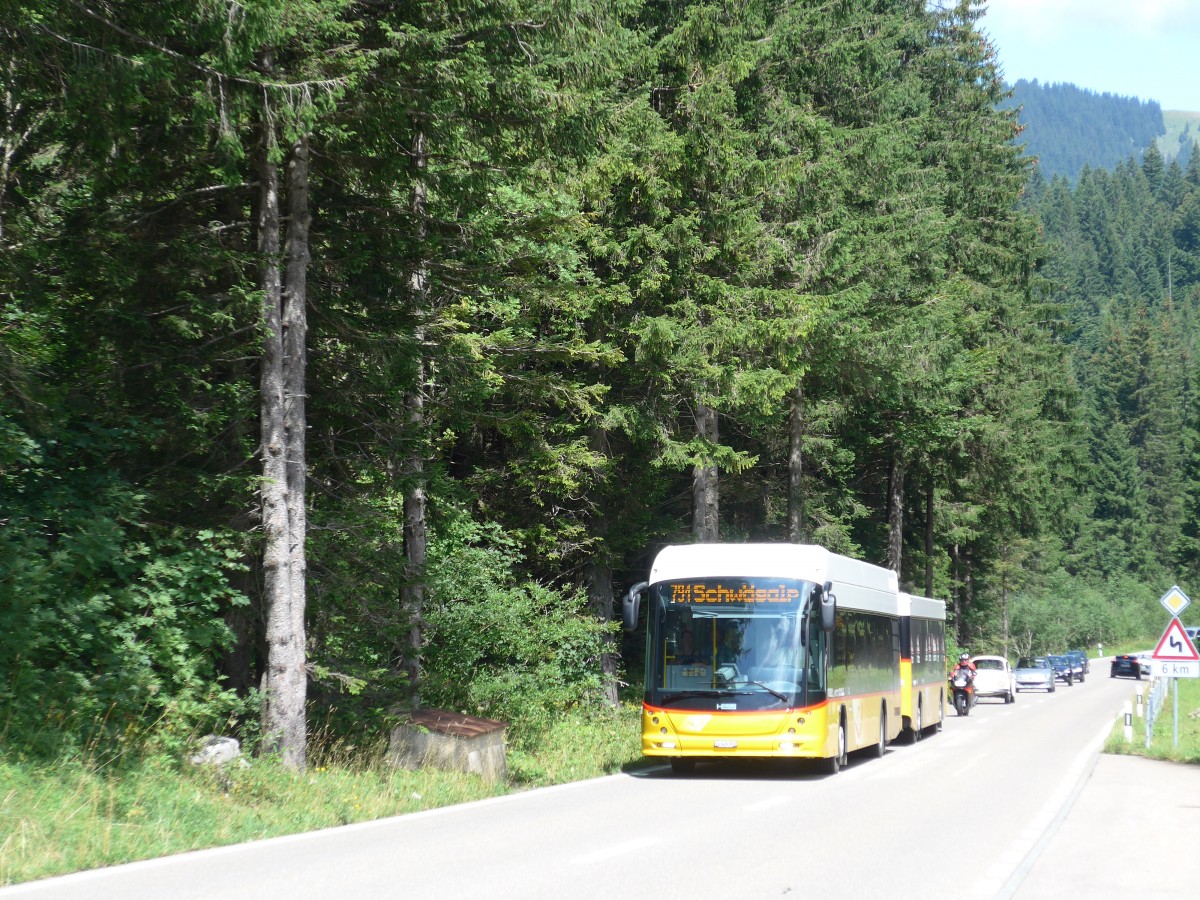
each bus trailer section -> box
[898,592,948,741]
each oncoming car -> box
[1015,656,1055,692]
[1068,649,1091,675]
[971,655,1016,703]
[1047,654,1075,685]
[1064,650,1087,683]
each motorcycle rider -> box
[950,651,976,714]
[951,652,976,678]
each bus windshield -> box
[646,577,820,710]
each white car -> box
[971,655,1016,703]
[1135,651,1153,676]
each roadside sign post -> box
[1150,586,1199,748]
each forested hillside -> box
[1160,111,1198,170]
[1004,79,1165,183]
[1020,146,1200,595]
[0,1,1182,767]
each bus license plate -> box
[713,739,737,749]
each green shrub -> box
[1,431,247,754]
[420,511,610,740]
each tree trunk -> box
[586,424,619,707]
[281,131,310,765]
[886,448,905,572]
[402,443,426,710]
[257,82,288,752]
[258,68,309,769]
[950,542,961,639]
[787,380,806,543]
[586,559,620,707]
[962,557,974,646]
[692,401,719,542]
[401,128,429,709]
[924,471,935,597]
[1001,570,1010,662]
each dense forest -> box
[1003,79,1165,183]
[2,1,1195,768]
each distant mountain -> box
[1159,110,1198,169]
[1000,80,1167,182]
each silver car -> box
[972,655,1016,703]
[1015,656,1055,692]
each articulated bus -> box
[897,591,947,740]
[623,543,907,774]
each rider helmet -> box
[959,652,970,662]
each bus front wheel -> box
[824,720,847,774]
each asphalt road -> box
[4,665,1193,899]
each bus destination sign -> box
[670,582,801,605]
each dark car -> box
[1047,654,1074,685]
[1064,650,1087,682]
[1110,654,1143,679]
[1067,649,1091,675]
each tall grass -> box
[506,702,645,784]
[0,703,644,887]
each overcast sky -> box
[977,0,1199,111]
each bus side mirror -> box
[820,581,836,633]
[623,582,647,632]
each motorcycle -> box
[950,668,976,716]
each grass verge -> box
[0,703,644,887]
[1103,676,1200,763]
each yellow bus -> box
[623,543,903,774]
[897,592,947,741]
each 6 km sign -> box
[1150,617,1200,678]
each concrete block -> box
[388,709,508,782]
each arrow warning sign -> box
[1152,619,1200,661]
